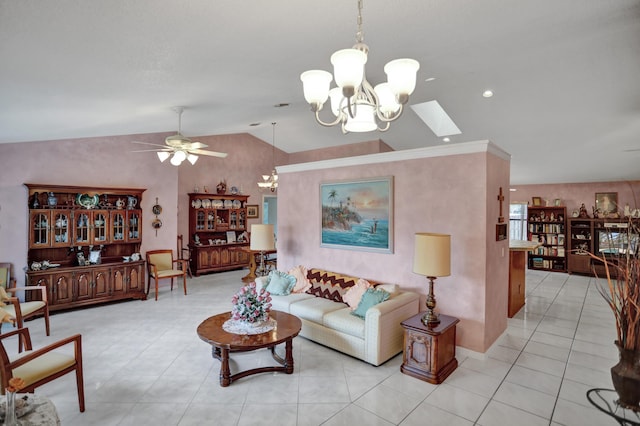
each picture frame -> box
[532,196,542,206]
[246,205,259,218]
[496,223,508,241]
[554,198,561,206]
[320,176,393,253]
[595,192,618,213]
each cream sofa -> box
[257,268,420,366]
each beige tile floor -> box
[1,268,632,425]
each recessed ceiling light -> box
[425,77,436,82]
[482,90,494,98]
[443,137,450,142]
[249,122,261,127]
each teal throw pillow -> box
[265,270,297,296]
[351,288,390,319]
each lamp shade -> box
[300,70,333,105]
[331,48,367,90]
[250,224,275,251]
[413,233,451,277]
[343,103,377,133]
[157,151,170,162]
[384,58,420,97]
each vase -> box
[47,192,57,207]
[611,341,640,412]
[4,389,17,426]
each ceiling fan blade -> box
[132,149,172,153]
[132,141,169,149]
[190,149,228,158]
[188,141,208,150]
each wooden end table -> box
[196,310,302,387]
[400,313,459,384]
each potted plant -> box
[587,219,640,411]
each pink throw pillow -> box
[343,278,372,310]
[288,265,311,293]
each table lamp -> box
[250,224,275,277]
[413,233,451,327]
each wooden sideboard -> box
[24,183,147,311]
[187,193,251,276]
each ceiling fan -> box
[132,107,227,165]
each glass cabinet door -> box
[52,211,70,247]
[111,211,126,242]
[230,211,238,229]
[75,212,90,245]
[127,211,141,242]
[29,210,51,247]
[196,211,205,230]
[239,211,246,230]
[92,211,108,243]
[206,209,216,230]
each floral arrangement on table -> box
[231,282,272,324]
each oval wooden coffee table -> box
[197,310,302,387]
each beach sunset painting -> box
[320,177,393,253]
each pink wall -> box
[484,152,511,349]
[0,133,178,284]
[288,139,394,164]
[176,133,289,242]
[510,181,640,214]
[276,142,511,352]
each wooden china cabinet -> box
[187,193,251,276]
[24,183,147,311]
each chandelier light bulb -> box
[169,154,182,166]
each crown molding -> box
[277,140,510,174]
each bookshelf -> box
[527,206,567,272]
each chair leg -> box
[44,306,50,336]
[76,362,85,412]
[170,278,174,291]
[183,274,187,296]
[155,278,159,301]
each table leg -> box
[219,347,231,387]
[284,339,294,374]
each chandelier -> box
[300,0,419,133]
[257,122,278,192]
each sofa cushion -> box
[322,308,366,339]
[306,269,361,303]
[343,278,372,310]
[374,283,400,298]
[289,297,345,324]
[269,293,315,313]
[288,265,312,293]
[351,288,390,319]
[265,270,297,295]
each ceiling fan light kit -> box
[132,106,227,166]
[300,0,419,133]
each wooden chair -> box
[146,250,188,301]
[0,263,50,338]
[177,235,193,278]
[0,327,84,412]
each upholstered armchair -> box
[146,250,188,301]
[0,327,84,412]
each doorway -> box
[262,195,277,237]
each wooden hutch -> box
[568,217,639,277]
[187,193,251,276]
[24,184,147,311]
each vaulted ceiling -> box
[1,0,639,184]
